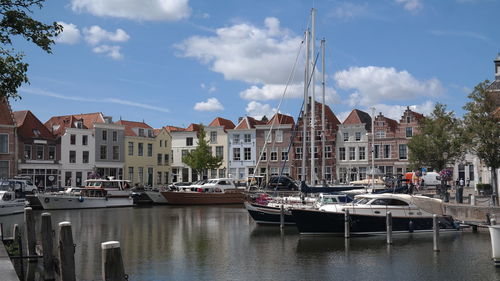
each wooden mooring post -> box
[344,209,350,238]
[280,205,285,229]
[41,213,55,280]
[386,212,393,245]
[25,207,37,262]
[492,214,497,226]
[102,241,126,281]
[58,222,75,281]
[433,214,440,252]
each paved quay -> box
[0,242,19,281]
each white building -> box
[168,124,199,183]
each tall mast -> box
[310,8,316,185]
[301,29,310,183]
[371,107,375,189]
[321,38,326,185]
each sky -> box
[9,0,500,128]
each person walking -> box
[457,178,465,203]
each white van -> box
[5,179,38,193]
[422,172,440,187]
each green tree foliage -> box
[408,103,466,171]
[182,124,222,180]
[1,0,62,100]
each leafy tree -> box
[1,0,62,100]
[182,124,222,180]
[463,81,500,201]
[408,103,466,171]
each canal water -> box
[1,205,499,281]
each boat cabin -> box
[85,178,131,191]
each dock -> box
[0,242,19,281]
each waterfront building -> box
[336,109,371,183]
[206,117,235,179]
[13,111,59,188]
[93,117,125,179]
[168,124,199,183]
[0,98,17,179]
[254,113,295,180]
[228,117,265,181]
[291,100,341,184]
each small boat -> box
[291,193,457,235]
[37,187,133,210]
[161,178,245,205]
[0,190,26,216]
[245,193,352,225]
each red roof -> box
[208,117,235,130]
[115,120,152,137]
[164,125,185,132]
[267,113,295,126]
[44,112,105,137]
[343,109,372,130]
[235,116,266,130]
[14,110,56,140]
[0,97,15,126]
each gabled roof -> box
[186,123,201,132]
[164,125,185,132]
[14,110,55,140]
[208,117,235,130]
[0,97,15,126]
[375,113,398,129]
[44,112,105,137]
[343,109,371,130]
[235,116,266,130]
[267,113,295,126]
[115,120,152,137]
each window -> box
[386,166,393,175]
[233,134,240,143]
[181,149,188,160]
[376,130,385,138]
[157,172,162,184]
[384,144,391,159]
[138,167,144,184]
[359,167,367,180]
[0,135,7,153]
[406,127,413,137]
[355,132,361,141]
[36,145,44,159]
[339,147,346,161]
[216,146,223,159]
[69,150,76,163]
[325,166,332,181]
[270,147,278,161]
[102,130,107,141]
[82,135,88,145]
[148,130,154,138]
[70,134,76,145]
[343,132,349,141]
[128,142,134,156]
[113,146,119,160]
[138,143,144,156]
[270,167,279,176]
[157,154,162,165]
[233,148,241,161]
[100,145,107,160]
[281,150,288,161]
[24,145,31,159]
[113,131,117,141]
[406,116,411,123]
[295,147,302,160]
[159,140,163,147]
[128,167,134,181]
[147,143,153,157]
[265,131,272,143]
[399,144,407,160]
[0,161,8,178]
[210,131,217,143]
[165,172,169,184]
[359,147,366,160]
[48,146,56,160]
[244,133,251,143]
[260,148,267,161]
[276,130,283,142]
[469,164,474,181]
[138,128,145,137]
[82,151,89,163]
[186,137,193,146]
[75,121,83,129]
[282,167,290,176]
[164,154,169,165]
[325,146,332,158]
[349,147,356,160]
[374,145,380,159]
[244,147,251,160]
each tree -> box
[1,0,62,100]
[463,81,500,202]
[182,124,222,180]
[408,103,466,171]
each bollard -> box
[492,214,497,226]
[344,209,350,238]
[25,207,37,262]
[102,241,126,281]
[12,223,20,241]
[280,205,284,229]
[41,213,55,280]
[470,195,476,206]
[386,212,393,244]
[489,225,500,266]
[433,214,440,252]
[58,222,76,281]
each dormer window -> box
[138,128,145,137]
[148,130,153,138]
[75,121,83,129]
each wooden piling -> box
[12,224,19,241]
[344,209,350,238]
[280,205,284,229]
[433,214,440,252]
[41,213,55,280]
[58,222,75,281]
[24,207,37,262]
[102,241,126,281]
[492,214,497,226]
[386,212,393,244]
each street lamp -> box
[442,152,449,202]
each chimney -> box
[495,53,500,81]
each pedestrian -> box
[457,178,464,203]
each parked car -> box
[0,179,38,194]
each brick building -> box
[0,98,17,179]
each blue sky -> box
[10,0,500,128]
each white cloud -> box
[245,101,278,120]
[395,0,422,12]
[200,83,216,93]
[368,100,434,120]
[430,30,490,42]
[240,83,340,104]
[334,66,444,106]
[55,22,81,44]
[83,25,130,45]
[70,0,191,21]
[92,45,123,60]
[175,17,302,85]
[328,2,370,20]
[194,98,223,111]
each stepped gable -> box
[0,97,15,126]
[343,109,372,131]
[267,113,295,126]
[45,112,105,137]
[13,110,55,140]
[116,120,152,137]
[375,112,398,131]
[208,117,235,131]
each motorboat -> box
[37,187,133,210]
[291,193,457,235]
[0,190,26,216]
[84,177,132,198]
[161,178,245,205]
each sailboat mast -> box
[321,38,326,185]
[310,8,316,185]
[371,107,375,189]
[301,29,310,183]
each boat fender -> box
[408,220,414,233]
[44,197,50,203]
[78,196,84,202]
